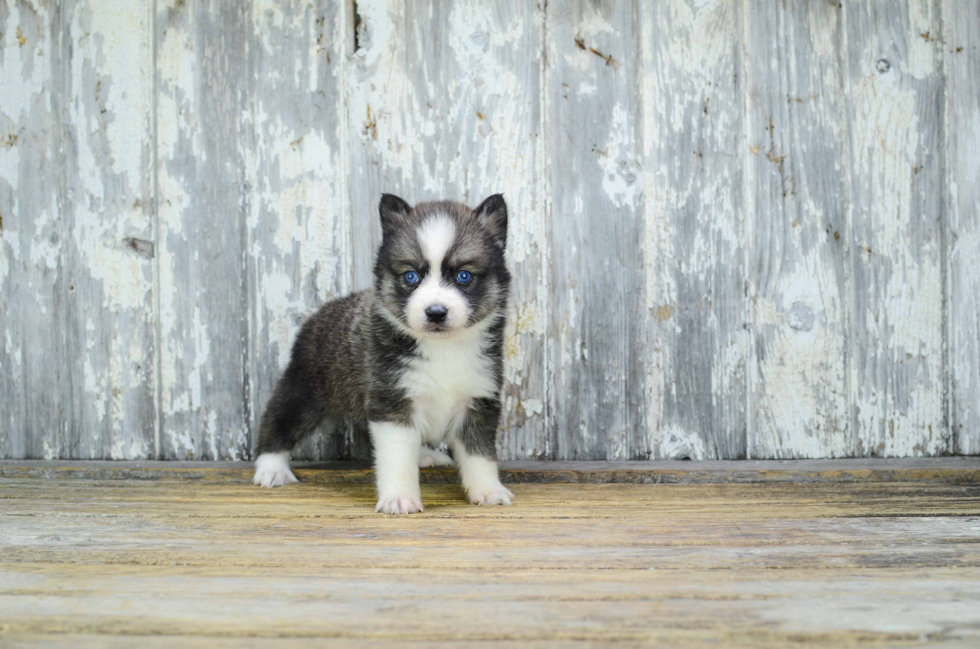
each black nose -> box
[425,305,448,323]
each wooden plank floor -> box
[1,462,980,646]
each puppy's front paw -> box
[468,486,514,506]
[253,466,298,488]
[253,452,299,488]
[418,446,454,467]
[376,494,424,514]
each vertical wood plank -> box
[155,0,252,460]
[0,0,68,459]
[347,1,546,460]
[640,0,746,459]
[248,0,350,462]
[743,1,849,458]
[843,0,947,456]
[943,1,980,455]
[62,0,156,458]
[547,0,645,459]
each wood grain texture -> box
[155,0,252,460]
[843,0,947,457]
[943,1,980,456]
[346,0,547,458]
[63,0,157,459]
[247,0,350,462]
[0,0,69,459]
[547,0,646,459]
[743,1,849,458]
[641,0,747,460]
[1,474,979,645]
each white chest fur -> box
[401,327,498,444]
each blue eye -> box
[456,270,472,285]
[404,270,420,285]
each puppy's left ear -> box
[474,194,507,249]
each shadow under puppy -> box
[253,194,514,514]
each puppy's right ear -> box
[379,194,412,236]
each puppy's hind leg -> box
[418,445,454,467]
[253,364,326,488]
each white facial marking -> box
[419,215,456,264]
[406,215,472,335]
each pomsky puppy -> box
[253,194,514,514]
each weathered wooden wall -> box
[1,0,977,461]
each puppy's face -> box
[374,194,510,339]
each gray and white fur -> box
[252,194,513,514]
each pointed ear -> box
[474,194,507,249]
[379,194,412,236]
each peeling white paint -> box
[0,228,14,289]
[945,17,980,454]
[660,425,706,461]
[903,0,937,80]
[845,2,945,457]
[741,0,854,459]
[640,0,746,459]
[1,0,975,462]
[521,398,544,418]
[1,2,54,120]
[598,104,640,210]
